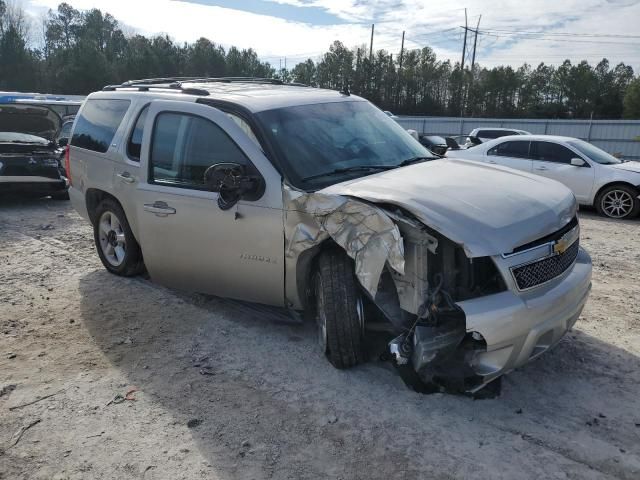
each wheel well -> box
[594,182,639,205]
[85,189,121,225]
[295,240,342,309]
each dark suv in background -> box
[0,104,69,200]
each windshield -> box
[256,100,433,189]
[567,140,621,165]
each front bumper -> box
[457,247,592,385]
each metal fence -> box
[396,116,640,160]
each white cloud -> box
[24,0,640,70]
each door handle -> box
[143,201,176,216]
[487,160,497,164]
[535,166,548,171]
[117,172,135,184]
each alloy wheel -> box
[601,189,634,218]
[98,211,127,266]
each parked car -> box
[56,117,74,147]
[67,78,591,393]
[448,135,640,219]
[467,127,531,142]
[0,104,69,200]
[14,98,83,119]
[418,135,449,156]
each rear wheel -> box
[314,250,365,369]
[596,185,640,219]
[93,199,144,276]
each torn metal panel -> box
[284,185,404,298]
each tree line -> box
[1,1,639,119]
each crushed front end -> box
[380,209,591,392]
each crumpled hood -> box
[609,161,640,174]
[321,158,577,257]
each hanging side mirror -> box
[204,162,264,211]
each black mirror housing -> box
[204,162,265,210]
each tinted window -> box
[478,129,519,139]
[150,112,250,189]
[71,99,130,153]
[127,105,149,161]
[488,141,530,158]
[532,141,575,164]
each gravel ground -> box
[1,197,639,480]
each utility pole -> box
[369,24,374,60]
[459,8,468,118]
[461,9,468,72]
[469,15,482,116]
[471,15,481,71]
[396,30,405,109]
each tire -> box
[50,190,70,200]
[314,250,365,369]
[93,198,144,276]
[595,184,640,219]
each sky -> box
[22,0,640,71]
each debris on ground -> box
[8,390,62,411]
[10,418,41,447]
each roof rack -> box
[102,76,309,94]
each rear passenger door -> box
[530,141,595,202]
[134,100,285,306]
[485,140,533,172]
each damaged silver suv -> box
[68,78,592,392]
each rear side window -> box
[71,99,130,153]
[127,105,149,161]
[488,140,530,158]
[531,141,575,164]
[150,112,250,190]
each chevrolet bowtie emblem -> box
[553,239,569,255]
[553,224,579,255]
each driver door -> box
[134,100,285,306]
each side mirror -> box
[57,137,68,147]
[570,157,586,167]
[204,162,264,211]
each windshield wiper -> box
[396,156,435,168]
[302,165,394,182]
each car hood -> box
[608,161,640,174]
[321,159,577,257]
[0,104,61,142]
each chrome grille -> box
[511,240,579,290]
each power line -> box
[479,28,640,39]
[477,30,640,46]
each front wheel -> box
[314,250,365,369]
[93,199,144,276]
[596,185,640,219]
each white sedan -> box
[448,135,640,219]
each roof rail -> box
[102,83,211,96]
[116,77,287,86]
[103,77,309,92]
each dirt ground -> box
[0,197,639,480]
